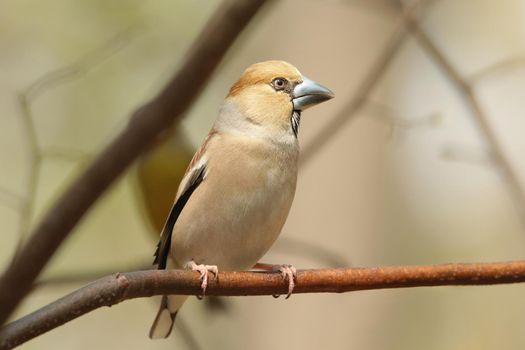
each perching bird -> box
[149,60,334,339]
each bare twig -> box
[32,263,152,288]
[440,144,491,165]
[402,9,525,226]
[364,98,442,139]
[2,261,525,349]
[300,0,434,167]
[300,18,407,166]
[469,56,525,83]
[16,94,41,249]
[0,0,269,326]
[14,29,136,251]
[23,30,136,103]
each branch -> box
[2,261,525,349]
[31,237,349,289]
[300,0,435,167]
[299,9,410,167]
[402,7,525,227]
[300,22,406,166]
[14,29,135,255]
[469,56,525,83]
[0,0,269,326]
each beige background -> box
[2,0,525,349]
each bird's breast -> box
[171,134,298,271]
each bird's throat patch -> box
[291,111,301,137]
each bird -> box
[149,60,334,339]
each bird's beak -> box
[292,75,334,111]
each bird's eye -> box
[272,77,287,91]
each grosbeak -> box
[150,60,334,338]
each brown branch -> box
[3,261,525,349]
[402,8,525,227]
[0,0,269,326]
[31,237,349,289]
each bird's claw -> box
[275,264,297,299]
[187,260,218,298]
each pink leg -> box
[186,260,218,296]
[253,263,297,299]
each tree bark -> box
[2,261,525,349]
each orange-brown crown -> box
[228,60,302,97]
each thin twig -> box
[0,0,270,327]
[440,144,491,166]
[23,30,136,102]
[16,94,41,250]
[2,261,525,349]
[32,263,151,288]
[300,0,433,167]
[402,9,525,227]
[14,29,136,251]
[364,98,441,133]
[300,18,407,166]
[469,56,525,83]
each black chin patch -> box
[291,110,301,137]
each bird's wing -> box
[152,130,218,269]
[153,162,206,269]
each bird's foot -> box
[253,263,297,299]
[186,260,218,298]
[277,264,297,299]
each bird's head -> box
[220,60,334,139]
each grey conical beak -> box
[292,75,334,111]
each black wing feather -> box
[153,165,206,269]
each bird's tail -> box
[149,295,188,339]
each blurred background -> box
[2,0,525,349]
